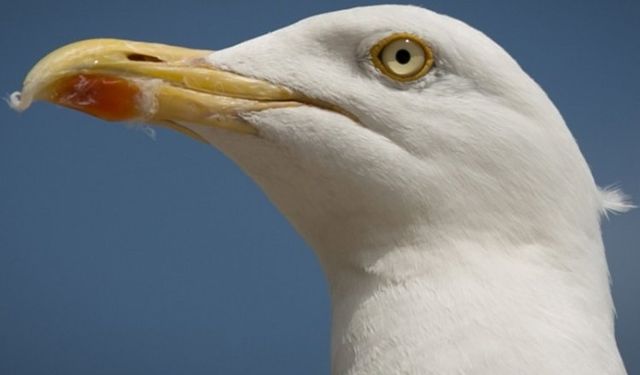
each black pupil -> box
[395,49,411,64]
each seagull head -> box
[10,5,610,275]
[12,5,633,373]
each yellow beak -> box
[10,39,306,140]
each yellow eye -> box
[370,33,434,81]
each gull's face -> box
[203,5,597,242]
[12,5,598,253]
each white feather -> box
[600,186,635,217]
[178,5,628,374]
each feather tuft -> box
[599,185,635,218]
[7,91,28,111]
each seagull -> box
[9,5,632,375]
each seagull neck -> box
[318,237,624,375]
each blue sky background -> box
[1,0,638,374]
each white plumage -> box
[10,4,632,374]
[195,6,631,374]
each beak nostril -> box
[126,53,165,63]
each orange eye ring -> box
[370,33,434,82]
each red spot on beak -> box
[49,74,141,121]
